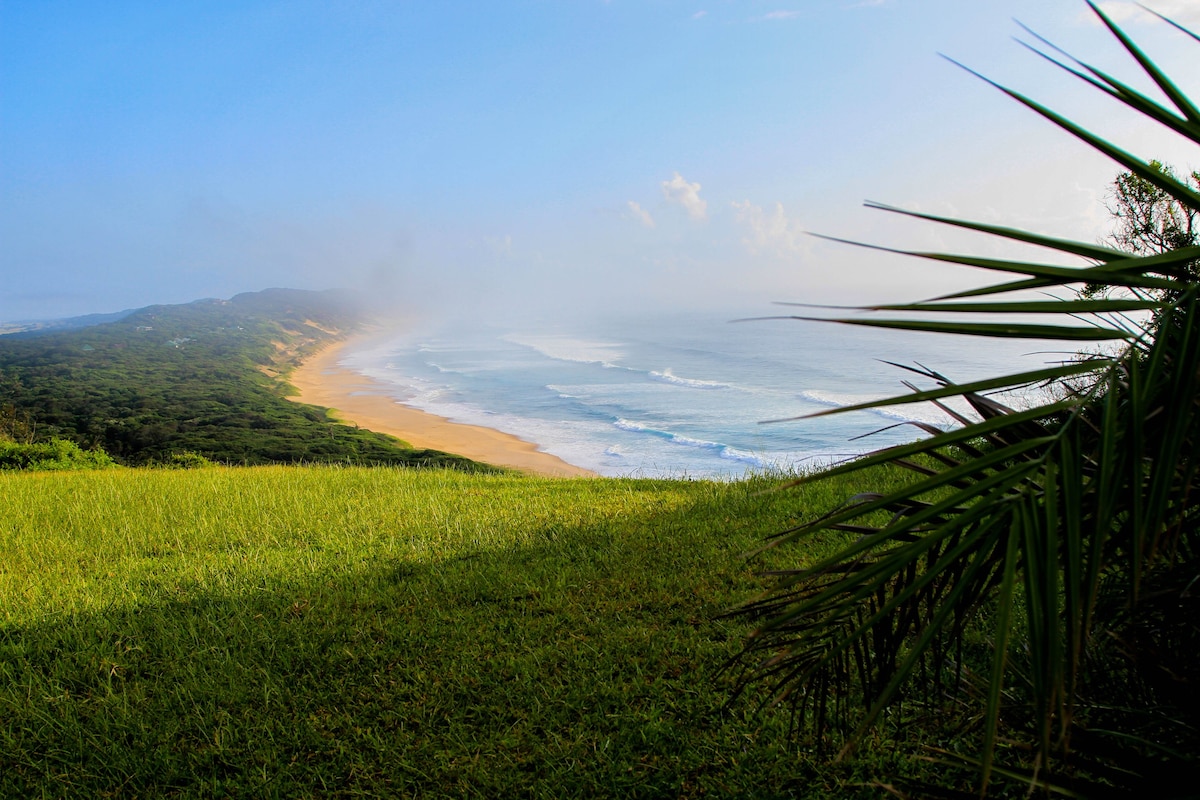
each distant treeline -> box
[0,288,492,471]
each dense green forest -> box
[0,288,487,470]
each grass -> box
[0,465,933,798]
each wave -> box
[648,368,731,390]
[613,418,652,434]
[719,446,769,466]
[799,389,877,410]
[672,433,725,451]
[502,333,626,369]
[612,418,770,467]
[797,389,954,425]
[614,418,719,448]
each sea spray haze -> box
[341,310,1041,478]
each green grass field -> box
[0,466,928,798]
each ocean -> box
[340,309,1054,478]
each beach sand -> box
[288,333,595,478]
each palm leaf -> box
[728,4,1200,793]
[944,57,1200,212]
[1085,0,1200,125]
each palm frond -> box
[729,4,1200,793]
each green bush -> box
[163,451,216,469]
[0,437,116,471]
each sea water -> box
[340,310,1059,478]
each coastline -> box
[287,332,596,478]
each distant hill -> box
[0,288,490,470]
[0,309,138,337]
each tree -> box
[0,403,36,444]
[1108,160,1199,258]
[729,3,1200,795]
[1085,161,1200,302]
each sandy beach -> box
[288,333,595,478]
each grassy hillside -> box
[0,466,933,798]
[0,288,486,470]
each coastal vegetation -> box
[0,288,488,471]
[0,437,116,471]
[730,4,1200,794]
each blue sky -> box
[2,1,1197,324]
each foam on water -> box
[797,389,958,426]
[648,369,732,390]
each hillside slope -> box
[0,466,926,798]
[0,288,488,469]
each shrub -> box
[164,451,216,469]
[0,438,117,471]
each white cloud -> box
[732,200,807,256]
[762,11,801,20]
[661,172,708,220]
[1089,1,1200,24]
[627,200,656,228]
[692,10,708,20]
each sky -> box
[2,0,1198,325]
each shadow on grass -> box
[0,481,919,799]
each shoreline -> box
[287,332,596,478]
